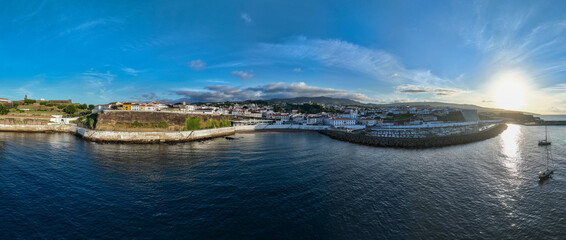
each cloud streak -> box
[231,70,254,79]
[250,37,453,86]
[122,67,140,76]
[395,84,465,96]
[241,13,252,23]
[170,82,374,103]
[188,60,206,70]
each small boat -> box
[538,125,551,146]
[538,141,554,180]
[539,168,554,180]
[225,136,236,140]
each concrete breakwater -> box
[319,123,508,148]
[0,123,328,143]
[0,124,73,132]
[74,127,236,143]
[0,124,236,143]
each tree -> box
[80,104,87,109]
[12,103,18,109]
[88,104,95,110]
[183,117,202,130]
[0,104,8,115]
[23,99,36,104]
[64,105,77,115]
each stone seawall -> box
[0,124,236,143]
[319,124,508,148]
[0,124,73,132]
[73,127,236,143]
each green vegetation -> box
[64,105,77,114]
[274,103,339,114]
[183,117,203,130]
[0,104,8,115]
[88,104,95,110]
[39,101,56,107]
[204,119,231,129]
[128,121,169,128]
[23,99,36,104]
[78,114,98,128]
[273,105,283,112]
[438,111,466,122]
[182,117,231,130]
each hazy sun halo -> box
[493,71,527,111]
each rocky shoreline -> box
[319,123,508,148]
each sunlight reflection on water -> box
[500,124,522,175]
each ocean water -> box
[1,125,566,239]
[537,115,566,121]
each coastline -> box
[0,123,508,147]
[0,124,328,144]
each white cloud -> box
[231,70,254,79]
[122,67,140,76]
[188,60,206,70]
[251,36,453,86]
[241,13,252,24]
[462,3,566,82]
[63,17,123,35]
[81,69,116,102]
[170,82,375,103]
[292,68,302,72]
[395,84,466,96]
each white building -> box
[151,101,169,110]
[48,115,79,125]
[186,104,196,112]
[140,105,156,111]
[326,117,356,127]
[246,111,262,118]
[195,108,215,114]
[131,104,140,111]
[0,98,10,103]
[307,116,322,124]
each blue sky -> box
[2,0,566,113]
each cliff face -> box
[95,111,232,132]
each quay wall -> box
[319,123,508,148]
[0,124,73,132]
[74,126,236,143]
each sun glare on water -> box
[492,71,527,111]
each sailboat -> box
[538,145,554,180]
[538,125,551,146]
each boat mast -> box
[545,125,548,141]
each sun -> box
[492,71,527,111]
